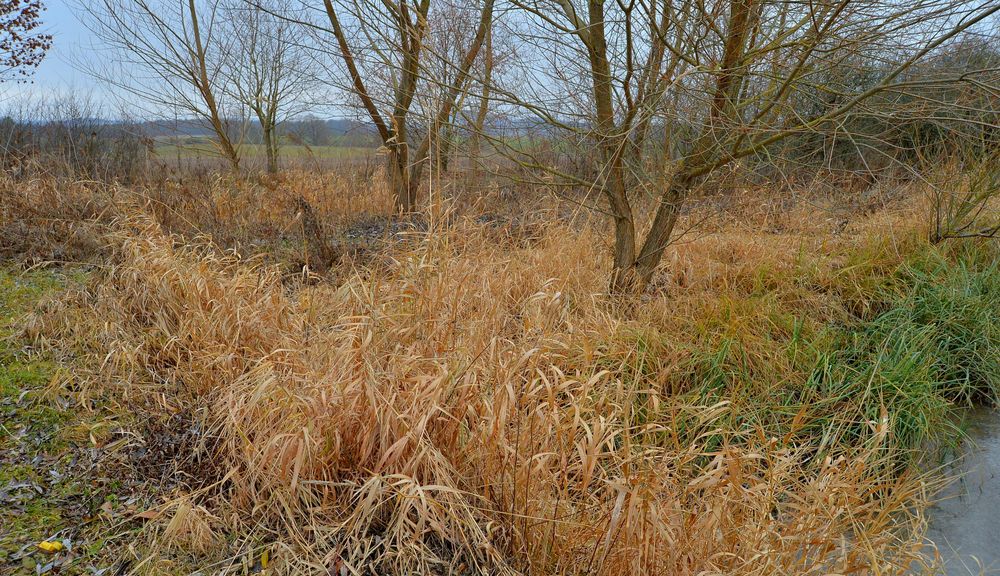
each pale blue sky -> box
[35,1,93,87]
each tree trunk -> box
[608,173,690,294]
[469,96,488,176]
[218,131,241,173]
[636,176,689,282]
[296,196,337,271]
[469,25,492,179]
[410,0,495,193]
[387,144,414,213]
[437,124,452,174]
[262,124,278,174]
[581,0,639,294]
[610,0,755,295]
[187,0,239,173]
[607,151,638,292]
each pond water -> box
[926,408,1000,575]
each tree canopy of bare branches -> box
[221,0,320,173]
[78,0,244,170]
[319,0,495,212]
[493,0,1000,292]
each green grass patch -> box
[0,268,64,339]
[0,266,133,575]
[0,267,72,451]
[620,240,1000,467]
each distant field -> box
[153,139,376,163]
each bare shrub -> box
[0,93,152,182]
[930,150,1000,243]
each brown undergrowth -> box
[8,171,969,574]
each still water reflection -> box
[927,408,1000,575]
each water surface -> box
[927,408,1000,575]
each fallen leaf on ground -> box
[37,540,64,554]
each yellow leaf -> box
[38,541,64,554]
[261,550,269,569]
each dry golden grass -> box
[0,167,396,267]
[11,170,967,575]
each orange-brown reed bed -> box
[5,170,998,575]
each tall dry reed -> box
[23,190,953,575]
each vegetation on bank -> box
[2,0,997,571]
[676,241,999,459]
[0,171,996,574]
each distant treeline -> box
[0,97,153,182]
[1,35,997,184]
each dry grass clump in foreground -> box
[25,194,991,575]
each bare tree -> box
[466,20,494,176]
[221,0,318,173]
[492,0,1000,293]
[76,0,244,171]
[320,0,495,213]
[415,0,499,174]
